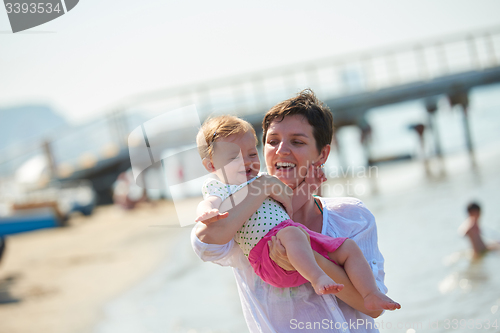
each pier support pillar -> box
[424,97,446,176]
[461,105,477,169]
[447,88,477,169]
[332,131,347,173]
[409,124,431,177]
[359,120,378,195]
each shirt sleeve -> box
[190,223,249,270]
[324,197,388,294]
[202,179,228,201]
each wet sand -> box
[0,200,188,333]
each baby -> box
[195,115,400,311]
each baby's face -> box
[211,131,260,184]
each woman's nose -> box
[276,142,290,155]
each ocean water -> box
[369,146,500,333]
[94,84,500,333]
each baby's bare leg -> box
[329,239,401,311]
[276,226,344,295]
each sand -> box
[0,200,190,333]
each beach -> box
[2,146,499,333]
[1,147,499,333]
[1,84,499,333]
[0,200,189,333]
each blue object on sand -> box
[0,208,61,236]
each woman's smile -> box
[265,115,327,189]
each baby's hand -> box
[195,209,229,225]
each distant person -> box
[458,202,498,257]
[113,169,146,209]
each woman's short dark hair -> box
[262,89,334,153]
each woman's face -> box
[264,115,330,189]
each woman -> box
[191,89,387,333]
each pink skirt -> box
[247,219,347,288]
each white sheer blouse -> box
[191,197,388,333]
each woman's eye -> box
[292,141,304,145]
[249,154,257,157]
[267,140,278,146]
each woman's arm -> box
[191,225,248,269]
[267,236,382,318]
[196,175,293,245]
[323,198,387,316]
[314,252,383,318]
[338,198,388,294]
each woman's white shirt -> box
[191,196,387,333]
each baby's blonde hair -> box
[196,115,257,160]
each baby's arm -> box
[197,175,293,245]
[196,196,229,224]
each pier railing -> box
[124,25,500,120]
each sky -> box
[1,0,500,124]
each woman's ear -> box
[316,144,331,166]
[202,158,216,173]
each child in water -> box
[195,115,400,311]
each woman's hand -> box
[292,164,327,214]
[268,236,294,271]
[268,227,310,271]
[293,164,327,198]
[305,163,327,191]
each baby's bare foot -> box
[312,275,344,295]
[364,291,401,311]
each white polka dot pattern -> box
[201,177,290,256]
